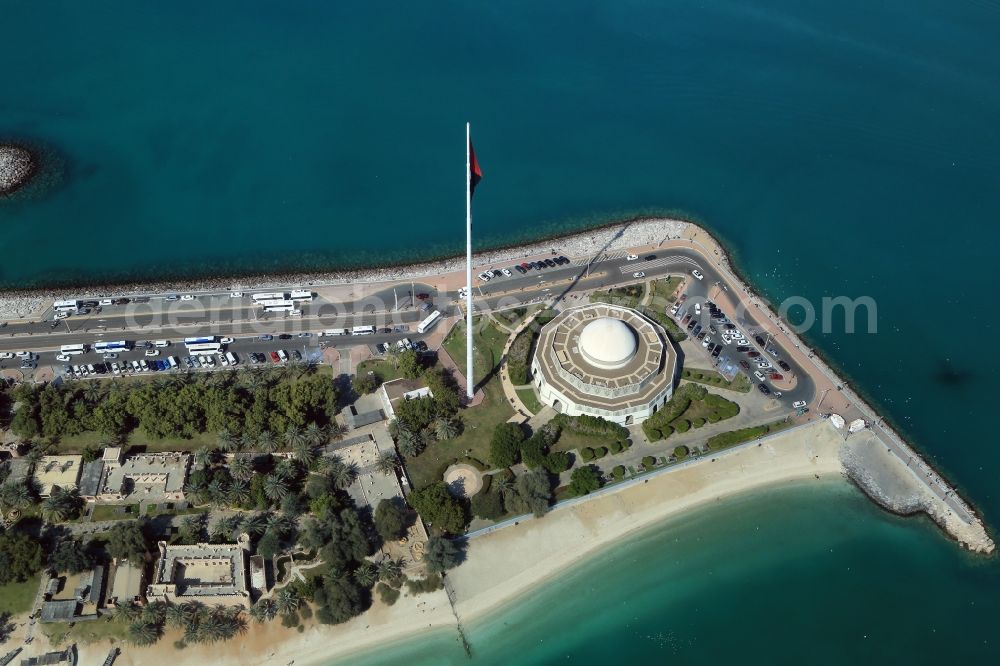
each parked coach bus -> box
[416,310,442,334]
[53,300,80,312]
[186,342,224,355]
[322,329,349,337]
[251,292,289,302]
[351,325,376,336]
[60,344,87,356]
[184,336,216,346]
[290,289,314,301]
[94,341,130,353]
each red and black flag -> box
[469,137,483,197]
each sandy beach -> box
[68,420,846,666]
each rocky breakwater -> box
[0,144,37,196]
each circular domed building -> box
[530,303,677,425]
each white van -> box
[276,349,288,362]
[100,299,113,306]
[225,351,238,366]
[167,356,178,369]
[154,340,171,348]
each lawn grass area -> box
[42,615,129,646]
[590,283,645,308]
[0,574,41,616]
[404,319,514,488]
[649,276,684,304]
[356,357,404,383]
[550,429,615,454]
[682,368,752,393]
[145,503,204,519]
[57,428,219,455]
[516,387,543,415]
[90,503,140,522]
[638,305,688,343]
[705,420,793,451]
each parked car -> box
[691,269,704,280]
[748,351,761,358]
[740,360,751,370]
[694,303,701,315]
[258,334,273,341]
[0,352,15,359]
[145,349,160,357]
[754,370,766,381]
[769,373,783,381]
[290,350,301,361]
[220,337,234,344]
[792,400,807,409]
[269,351,281,363]
[778,360,791,372]
[633,272,646,278]
[626,254,639,261]
[102,353,118,360]
[645,255,656,260]
[757,383,771,395]
[181,294,195,301]
[501,268,512,277]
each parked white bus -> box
[322,329,349,337]
[351,325,376,336]
[94,341,130,353]
[416,310,442,334]
[184,336,216,346]
[290,289,314,301]
[251,292,289,302]
[264,303,295,313]
[59,344,87,356]
[186,342,224,355]
[53,300,80,312]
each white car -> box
[181,294,195,301]
[501,268,512,277]
[478,272,492,282]
[103,352,118,360]
[220,337,234,344]
[754,370,766,382]
[139,360,149,371]
[145,349,160,357]
[230,292,244,298]
[721,334,732,345]
[702,337,711,348]
[626,254,639,261]
[757,361,771,369]
[458,287,469,298]
[694,303,701,315]
[0,352,14,359]
[792,400,807,409]
[632,272,646,278]
[54,312,70,320]
[56,354,71,362]
[669,305,679,315]
[691,269,704,280]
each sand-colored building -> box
[107,558,146,606]
[97,450,192,502]
[33,455,83,497]
[146,540,251,608]
[530,303,677,425]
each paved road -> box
[0,248,817,409]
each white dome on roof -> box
[578,317,637,370]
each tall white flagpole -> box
[465,122,474,400]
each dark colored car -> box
[724,323,736,330]
[514,265,527,274]
[290,350,302,361]
[279,334,292,340]
[757,383,771,395]
[692,324,702,337]
[755,335,766,346]
[712,347,722,357]
[133,296,150,304]
[769,373,783,381]
[269,351,281,363]
[740,360,751,370]
[748,351,761,358]
[493,269,504,278]
[645,255,656,260]
[557,256,569,264]
[736,346,751,353]
[687,320,697,331]
[778,360,791,371]
[544,258,556,268]
[520,262,532,271]
[697,331,706,340]
[112,298,130,305]
[416,293,430,300]
[258,334,273,341]
[682,314,692,324]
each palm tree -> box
[434,418,460,441]
[283,425,306,450]
[128,621,160,646]
[217,429,236,452]
[83,381,103,404]
[115,601,142,623]
[257,431,279,454]
[0,482,32,510]
[275,587,300,617]
[263,475,289,503]
[267,512,296,537]
[25,445,48,465]
[304,423,326,447]
[250,598,277,623]
[353,561,378,588]
[397,429,424,458]
[329,461,358,490]
[293,441,317,468]
[493,475,515,501]
[240,513,268,537]
[227,480,250,507]
[165,602,195,628]
[229,454,253,481]
[42,487,80,523]
[206,478,226,506]
[194,447,213,469]
[142,600,168,624]
[374,452,399,476]
[377,558,403,583]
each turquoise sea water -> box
[4,0,1000,662]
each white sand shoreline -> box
[81,420,847,666]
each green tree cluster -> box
[489,423,525,468]
[0,531,43,584]
[408,482,467,534]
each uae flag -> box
[469,137,483,197]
